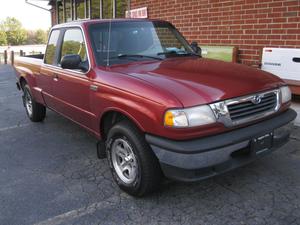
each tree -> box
[34,29,47,44]
[0,30,7,46]
[26,30,35,45]
[26,29,47,45]
[0,17,27,45]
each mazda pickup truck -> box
[13,19,297,196]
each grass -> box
[201,46,234,62]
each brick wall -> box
[130,0,300,66]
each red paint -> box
[14,20,287,141]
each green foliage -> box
[0,17,27,45]
[26,30,36,45]
[76,1,85,19]
[116,0,127,18]
[102,0,113,19]
[0,30,7,46]
[91,0,100,19]
[44,44,56,64]
[62,40,87,60]
[34,29,47,44]
[0,17,48,46]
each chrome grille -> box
[210,89,280,127]
[228,92,277,121]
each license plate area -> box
[251,133,273,155]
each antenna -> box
[106,20,112,67]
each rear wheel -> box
[106,120,162,196]
[23,84,46,122]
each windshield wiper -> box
[110,54,163,61]
[157,51,200,57]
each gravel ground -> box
[0,64,300,225]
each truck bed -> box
[14,55,44,82]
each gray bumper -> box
[146,109,297,181]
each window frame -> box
[44,29,63,66]
[60,28,88,65]
[43,26,91,76]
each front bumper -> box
[146,109,297,181]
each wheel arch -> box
[99,108,146,141]
[19,76,27,90]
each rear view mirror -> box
[191,41,202,57]
[61,54,85,71]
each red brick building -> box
[48,0,300,66]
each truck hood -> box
[111,57,285,107]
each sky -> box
[0,0,51,30]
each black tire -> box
[106,120,162,197]
[23,84,46,122]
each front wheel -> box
[106,120,162,197]
[23,84,46,122]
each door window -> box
[60,29,88,66]
[44,29,61,65]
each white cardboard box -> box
[261,47,300,81]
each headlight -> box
[164,105,216,128]
[280,86,291,104]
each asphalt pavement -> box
[0,64,300,225]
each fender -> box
[99,107,146,134]
[95,94,163,140]
[14,64,45,105]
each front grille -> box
[228,92,277,121]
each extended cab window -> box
[60,29,88,66]
[44,30,60,65]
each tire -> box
[106,120,162,197]
[23,84,46,122]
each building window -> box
[115,0,126,18]
[76,0,85,19]
[102,0,113,19]
[56,0,127,24]
[57,1,64,23]
[64,0,73,22]
[86,0,90,18]
[91,0,101,19]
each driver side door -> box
[52,28,95,130]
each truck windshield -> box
[89,21,196,66]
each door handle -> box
[90,84,98,91]
[53,73,59,81]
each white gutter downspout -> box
[25,0,51,11]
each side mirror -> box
[61,54,85,70]
[191,41,202,56]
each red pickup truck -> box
[14,19,296,196]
